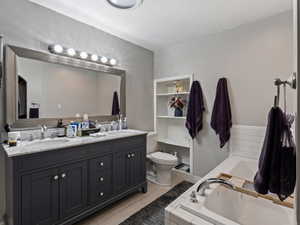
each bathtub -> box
[165,156,295,225]
[228,160,257,180]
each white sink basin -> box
[25,139,70,147]
[181,186,294,225]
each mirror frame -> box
[5,45,126,129]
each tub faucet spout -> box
[197,178,235,196]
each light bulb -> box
[53,44,63,53]
[91,54,99,61]
[80,52,88,59]
[101,56,108,64]
[110,58,117,65]
[67,48,76,56]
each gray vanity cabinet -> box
[21,168,60,225]
[20,161,88,225]
[60,161,88,218]
[89,154,113,204]
[127,148,146,188]
[113,151,129,194]
[4,134,147,225]
[113,148,146,195]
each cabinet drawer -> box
[89,154,112,172]
[15,142,112,172]
[89,189,112,204]
[113,135,146,152]
[89,169,112,204]
[90,170,112,188]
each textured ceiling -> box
[29,0,292,50]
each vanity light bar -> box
[48,44,118,66]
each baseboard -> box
[172,170,201,184]
[184,174,201,184]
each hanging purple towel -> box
[254,108,296,201]
[185,81,205,139]
[112,91,120,116]
[254,107,284,195]
[277,114,296,201]
[211,78,232,148]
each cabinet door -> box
[21,168,60,225]
[60,161,88,218]
[113,151,131,194]
[129,148,146,186]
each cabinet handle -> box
[61,173,66,179]
[99,177,104,182]
[98,192,104,197]
[131,153,135,158]
[53,175,59,180]
[127,154,131,158]
[99,162,104,167]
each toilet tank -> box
[147,132,158,154]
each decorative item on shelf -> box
[175,81,184,93]
[169,96,185,117]
[48,44,118,67]
[166,82,176,93]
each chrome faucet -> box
[40,125,48,139]
[196,178,235,196]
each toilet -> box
[148,151,178,186]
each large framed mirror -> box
[5,45,126,129]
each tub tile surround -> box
[2,129,147,157]
[165,125,295,225]
[229,125,266,160]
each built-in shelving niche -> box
[154,75,193,175]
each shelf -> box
[172,168,190,176]
[157,139,190,148]
[156,92,189,96]
[157,116,186,120]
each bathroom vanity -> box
[1,43,149,225]
[2,131,147,225]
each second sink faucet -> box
[196,178,235,196]
[40,125,48,139]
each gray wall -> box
[0,0,154,219]
[155,11,294,177]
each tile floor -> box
[76,176,184,225]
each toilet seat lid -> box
[151,152,178,165]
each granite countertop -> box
[2,129,148,157]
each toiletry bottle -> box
[66,125,72,137]
[118,114,123,130]
[123,117,128,129]
[82,114,89,129]
[77,122,82,137]
[8,132,20,147]
[57,119,63,128]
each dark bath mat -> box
[119,181,193,225]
